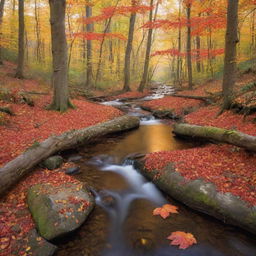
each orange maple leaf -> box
[167,231,197,249]
[153,204,178,219]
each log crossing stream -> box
[55,86,256,256]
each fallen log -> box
[173,123,256,151]
[171,94,213,103]
[0,115,140,197]
[134,159,256,235]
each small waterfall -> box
[89,157,166,256]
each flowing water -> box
[55,89,256,256]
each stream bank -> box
[54,87,256,256]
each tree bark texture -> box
[123,5,136,92]
[186,4,193,89]
[138,0,154,92]
[15,0,25,78]
[173,123,256,151]
[86,4,93,88]
[49,0,70,111]
[222,0,239,110]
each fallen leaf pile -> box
[185,106,256,135]
[146,144,256,205]
[0,96,122,167]
[142,96,202,115]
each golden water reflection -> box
[110,124,193,159]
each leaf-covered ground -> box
[145,144,256,205]
[142,96,202,115]
[0,62,123,255]
[0,164,82,256]
[185,106,256,135]
[145,100,256,206]
[0,97,122,166]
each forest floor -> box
[143,71,256,206]
[1,61,256,255]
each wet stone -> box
[64,166,81,175]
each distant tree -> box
[138,0,154,92]
[185,0,193,89]
[222,0,239,111]
[86,3,93,88]
[15,0,25,78]
[123,0,137,92]
[0,0,5,65]
[48,0,72,112]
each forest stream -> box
[55,88,256,256]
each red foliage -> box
[145,144,256,205]
[74,32,127,41]
[142,96,201,115]
[152,48,225,60]
[185,106,256,136]
[142,15,225,32]
[0,96,122,166]
[80,5,153,25]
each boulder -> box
[27,183,94,240]
[42,156,63,170]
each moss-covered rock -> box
[27,183,95,240]
[134,160,256,235]
[42,156,63,170]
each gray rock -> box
[67,155,83,162]
[27,183,95,240]
[64,167,81,175]
[42,156,63,170]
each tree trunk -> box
[0,115,140,197]
[138,0,154,92]
[123,4,137,92]
[173,123,256,151]
[86,4,93,88]
[48,0,71,112]
[222,0,239,111]
[0,0,5,65]
[176,0,182,86]
[15,0,25,79]
[34,0,42,63]
[186,4,193,89]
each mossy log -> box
[0,115,140,197]
[171,94,213,103]
[134,160,256,235]
[173,123,256,151]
